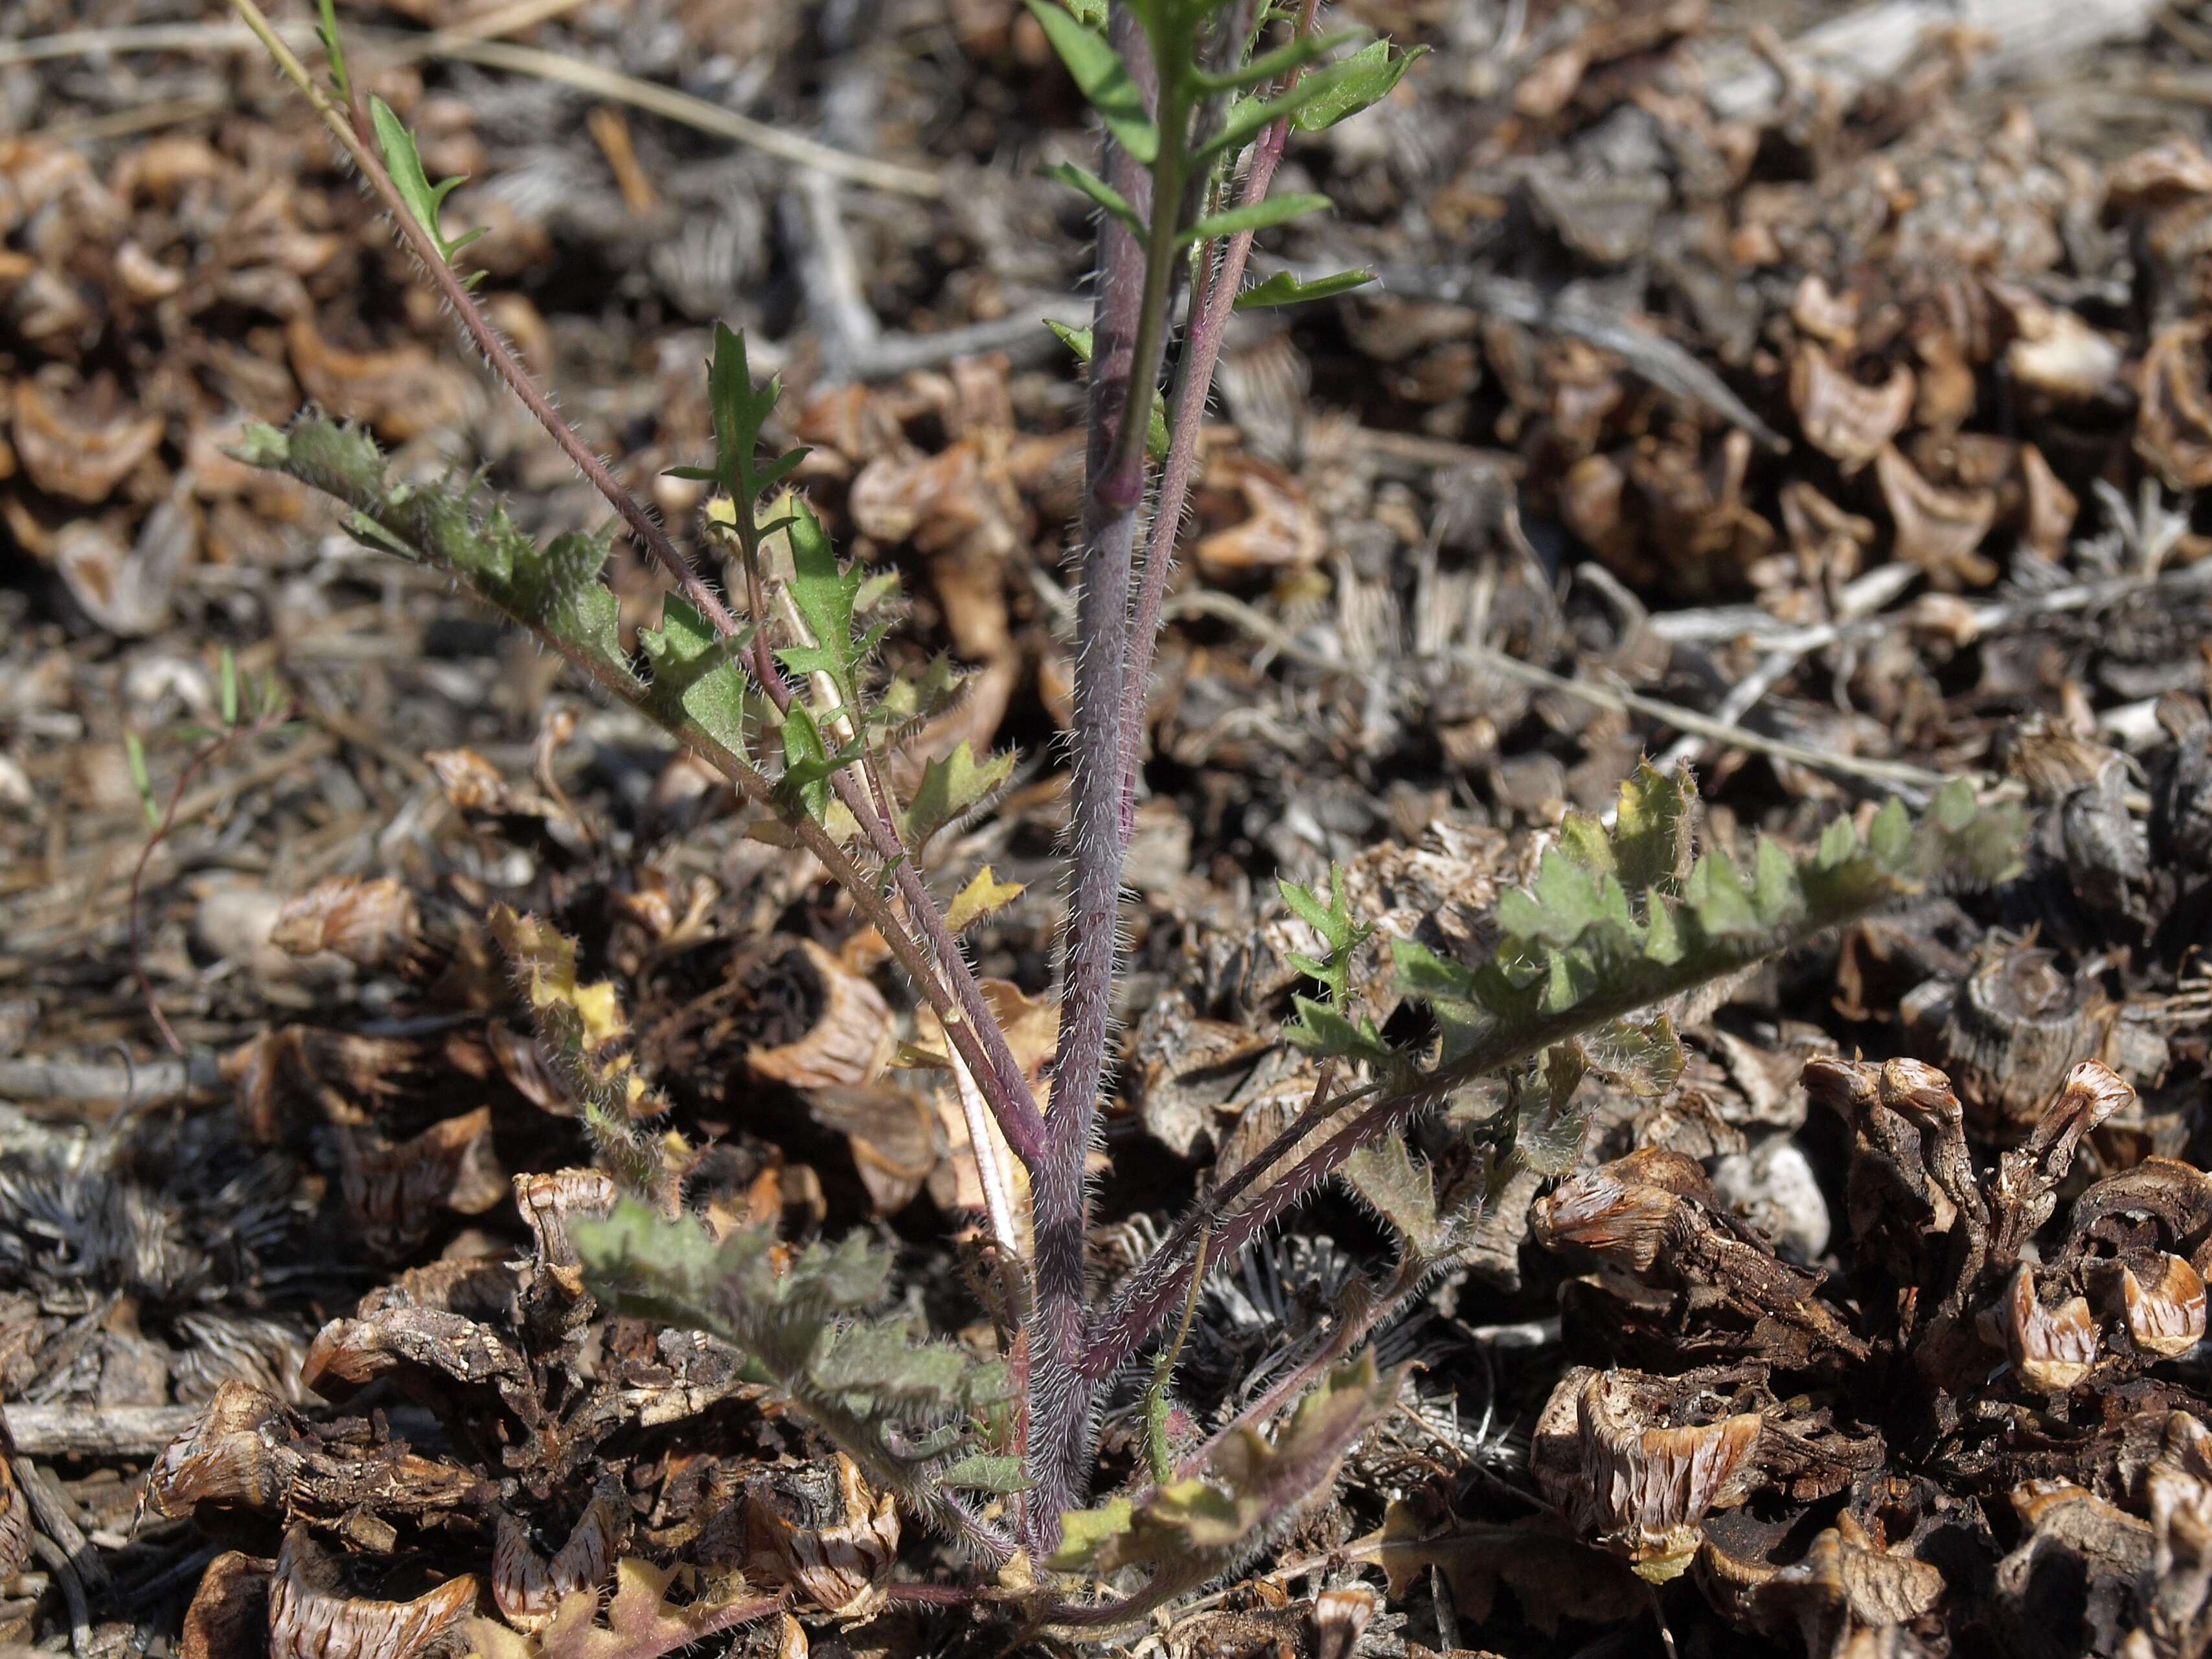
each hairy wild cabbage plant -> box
[230,0,2025,1630]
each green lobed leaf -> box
[1051,1353,1402,1577]
[575,1198,1012,1522]
[1288,40,1428,131]
[641,595,751,756]
[900,740,1016,847]
[1376,763,2027,1186]
[368,96,487,279]
[1021,0,1160,163]
[778,704,839,828]
[1234,267,1376,310]
[668,322,809,507]
[1194,27,1361,91]
[775,500,882,718]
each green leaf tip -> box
[1235,267,1376,310]
[669,322,808,509]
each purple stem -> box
[1025,6,1160,1552]
[1112,113,1292,825]
[1083,1083,1427,1381]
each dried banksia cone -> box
[2121,1253,2207,1359]
[269,877,422,970]
[492,1481,625,1633]
[2002,1266,2101,1392]
[268,1526,475,1659]
[1556,1371,1762,1582]
[744,1454,899,1616]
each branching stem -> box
[227,0,1045,1169]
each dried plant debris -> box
[10,0,2212,1654]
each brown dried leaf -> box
[271,877,423,969]
[268,1526,475,1659]
[12,371,163,502]
[515,1169,619,1299]
[286,316,472,442]
[1536,1367,1763,1582]
[1790,345,1913,473]
[340,1106,507,1256]
[2000,1265,2100,1393]
[494,1481,627,1633]
[1193,452,1326,578]
[143,1380,303,1520]
[181,1551,275,1659]
[744,1453,898,1616]
[747,941,894,1090]
[2137,321,2212,492]
[1876,442,1998,589]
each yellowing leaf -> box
[945,865,1025,934]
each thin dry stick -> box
[126,700,293,1057]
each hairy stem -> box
[233,0,1047,1167]
[1115,5,1308,821]
[1025,4,1164,1550]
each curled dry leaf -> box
[2117,1253,2207,1360]
[493,1480,626,1633]
[55,494,196,637]
[747,941,894,1090]
[1538,1367,1763,1581]
[514,1169,619,1300]
[180,1551,275,1659]
[143,1379,304,1520]
[1725,1513,1946,1657]
[428,748,516,816]
[1875,443,1998,589]
[340,1106,507,1257]
[268,1525,475,1659]
[271,877,423,970]
[286,317,471,442]
[1790,345,1913,473]
[2137,321,2212,492]
[1193,452,1327,578]
[1992,284,2123,401]
[2000,1265,2100,1393]
[12,371,163,503]
[744,1452,898,1616]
